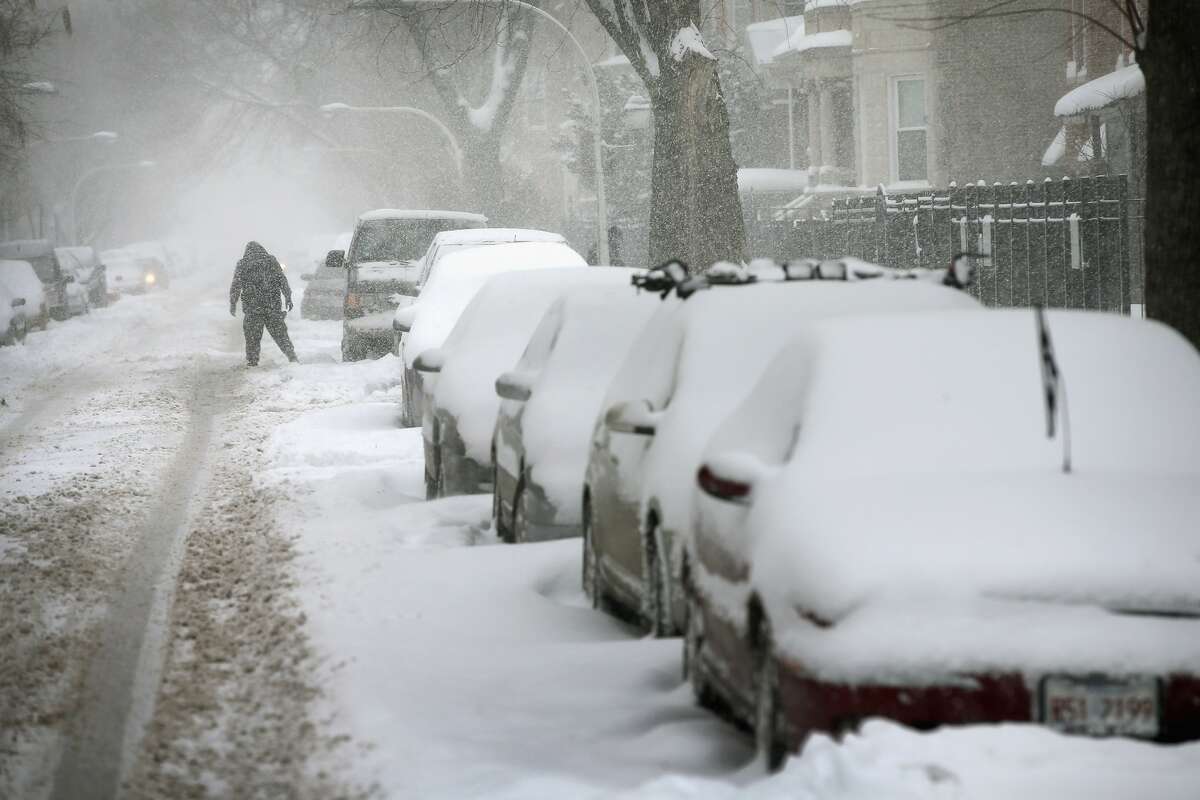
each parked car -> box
[0,259,49,330]
[395,240,588,427]
[125,241,175,280]
[0,281,29,345]
[415,228,567,290]
[300,233,352,320]
[492,283,658,543]
[688,309,1200,767]
[55,246,107,307]
[584,263,979,636]
[340,209,487,361]
[63,274,90,316]
[0,239,69,320]
[418,267,625,499]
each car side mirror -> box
[604,400,659,436]
[697,452,773,504]
[12,297,25,308]
[393,305,418,333]
[326,249,346,270]
[495,371,534,402]
[413,348,445,374]
[300,273,314,281]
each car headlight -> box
[144,273,156,285]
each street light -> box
[69,160,156,243]
[351,0,610,265]
[320,102,464,180]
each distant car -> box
[102,252,155,295]
[395,240,588,427]
[689,309,1200,767]
[63,274,90,316]
[55,246,107,307]
[491,281,657,543]
[300,233,352,320]
[415,228,567,290]
[584,264,979,636]
[340,209,488,361]
[419,268,627,499]
[0,259,49,330]
[0,239,70,320]
[0,281,29,345]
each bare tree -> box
[876,0,1200,350]
[580,1,745,267]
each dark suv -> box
[338,209,486,361]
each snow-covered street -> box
[6,272,1197,799]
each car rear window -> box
[27,255,59,283]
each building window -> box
[893,76,928,182]
[1068,0,1089,79]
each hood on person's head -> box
[243,241,269,260]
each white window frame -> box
[889,74,929,185]
[1069,0,1090,79]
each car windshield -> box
[351,219,473,264]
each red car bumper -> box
[778,667,1200,748]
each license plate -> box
[1041,675,1159,738]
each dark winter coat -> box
[230,242,292,314]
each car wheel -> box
[644,521,674,637]
[425,448,442,500]
[341,334,362,362]
[400,369,418,428]
[582,497,600,609]
[754,623,788,771]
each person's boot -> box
[286,352,299,363]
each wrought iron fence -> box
[745,175,1141,314]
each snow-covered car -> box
[0,281,29,345]
[300,234,351,320]
[394,240,587,427]
[55,246,107,307]
[341,209,487,361]
[584,267,980,636]
[415,227,567,290]
[0,258,49,330]
[690,309,1200,767]
[419,268,623,499]
[491,277,657,543]
[0,239,70,320]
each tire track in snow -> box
[48,358,235,800]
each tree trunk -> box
[462,135,505,221]
[648,53,746,269]
[1139,2,1200,349]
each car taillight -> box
[346,293,361,309]
[697,465,751,503]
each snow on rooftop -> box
[357,209,489,223]
[738,168,809,195]
[1055,63,1144,117]
[745,15,805,65]
[669,23,715,62]
[773,28,853,59]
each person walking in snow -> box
[229,241,298,366]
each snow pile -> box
[745,15,804,65]
[733,310,1200,676]
[402,240,586,369]
[1055,63,1144,117]
[436,268,640,464]
[670,24,715,62]
[515,284,660,517]
[773,28,852,59]
[738,168,809,195]
[618,720,1200,800]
